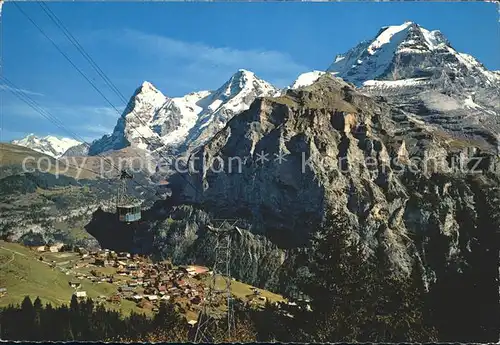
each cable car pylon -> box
[193,219,244,343]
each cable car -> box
[116,170,142,223]
[117,202,142,222]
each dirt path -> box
[0,246,27,257]
[0,253,15,267]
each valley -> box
[0,240,284,322]
[1,16,499,342]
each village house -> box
[185,265,210,277]
[127,263,138,271]
[137,300,153,309]
[118,252,130,260]
[108,294,121,304]
[49,242,64,253]
[191,296,202,305]
[175,279,187,288]
[74,291,87,298]
[94,258,112,267]
[119,286,135,293]
[36,245,46,252]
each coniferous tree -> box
[20,296,36,340]
[296,213,373,342]
[296,214,437,342]
[33,297,43,339]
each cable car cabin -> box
[117,203,142,223]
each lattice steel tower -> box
[193,219,243,343]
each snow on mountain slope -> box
[327,21,499,88]
[362,77,432,89]
[326,21,500,151]
[88,82,168,155]
[289,71,340,89]
[180,69,280,150]
[89,69,280,156]
[11,134,82,159]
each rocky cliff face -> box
[139,75,498,295]
[327,21,500,151]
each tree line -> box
[0,210,496,342]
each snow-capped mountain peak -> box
[289,71,340,90]
[88,70,280,156]
[327,21,498,88]
[366,21,413,55]
[329,22,500,154]
[11,134,82,158]
[173,69,280,150]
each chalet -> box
[118,252,131,259]
[175,280,187,288]
[74,291,87,298]
[36,246,46,252]
[108,295,121,304]
[94,258,111,267]
[119,286,134,293]
[191,296,202,305]
[49,242,64,253]
[186,265,210,277]
[69,282,81,288]
[146,295,158,302]
[137,300,153,309]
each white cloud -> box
[0,84,44,97]
[95,29,309,89]
[3,102,122,141]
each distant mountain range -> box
[11,21,500,160]
[11,134,82,159]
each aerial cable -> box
[15,2,202,198]
[1,76,158,195]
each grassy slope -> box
[0,143,98,179]
[0,242,285,319]
[0,241,143,316]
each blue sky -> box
[1,1,499,142]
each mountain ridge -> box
[87,69,280,158]
[11,134,82,159]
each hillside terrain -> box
[3,21,499,341]
[0,241,284,321]
[0,143,161,247]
